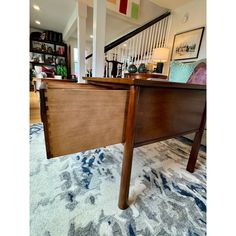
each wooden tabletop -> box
[83,77,206,90]
[33,77,77,82]
[124,72,168,80]
[83,77,134,85]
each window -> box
[73,48,79,77]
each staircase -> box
[86,11,171,77]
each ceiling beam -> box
[63,8,77,41]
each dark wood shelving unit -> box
[30,38,66,46]
[30,61,56,67]
[30,38,68,77]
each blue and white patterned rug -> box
[30,123,206,236]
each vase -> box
[138,63,147,73]
[128,64,137,73]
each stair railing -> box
[86,11,171,77]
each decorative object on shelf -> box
[33,57,39,63]
[41,43,46,52]
[52,31,58,42]
[45,55,54,64]
[137,63,147,73]
[34,66,47,78]
[54,75,62,80]
[60,58,65,64]
[40,32,46,41]
[86,69,92,77]
[56,46,65,55]
[30,53,44,63]
[42,65,55,78]
[43,30,52,41]
[30,32,41,40]
[41,31,63,43]
[71,74,77,80]
[55,57,59,64]
[39,55,44,63]
[32,41,42,51]
[56,65,67,78]
[57,33,63,43]
[152,47,169,74]
[55,57,65,65]
[30,32,68,78]
[47,46,53,53]
[171,27,205,60]
[128,64,137,73]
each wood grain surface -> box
[43,87,128,157]
[124,73,168,80]
[134,86,206,146]
[40,78,206,210]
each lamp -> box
[152,47,169,73]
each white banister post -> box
[76,0,87,82]
[92,0,106,77]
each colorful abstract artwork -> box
[108,0,140,19]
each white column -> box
[76,0,87,82]
[92,0,106,77]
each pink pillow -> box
[187,62,206,85]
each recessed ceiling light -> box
[35,20,41,25]
[90,35,93,38]
[33,5,40,11]
[123,43,127,47]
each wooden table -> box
[40,77,206,209]
[124,72,168,80]
[32,77,77,91]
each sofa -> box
[168,59,206,85]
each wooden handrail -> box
[85,11,171,59]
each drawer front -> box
[40,84,128,158]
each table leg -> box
[118,86,138,210]
[118,143,135,209]
[187,106,206,173]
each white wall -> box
[164,0,206,74]
[65,37,92,76]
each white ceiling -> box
[30,0,168,44]
[150,0,193,10]
[30,0,76,32]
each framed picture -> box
[171,27,205,60]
